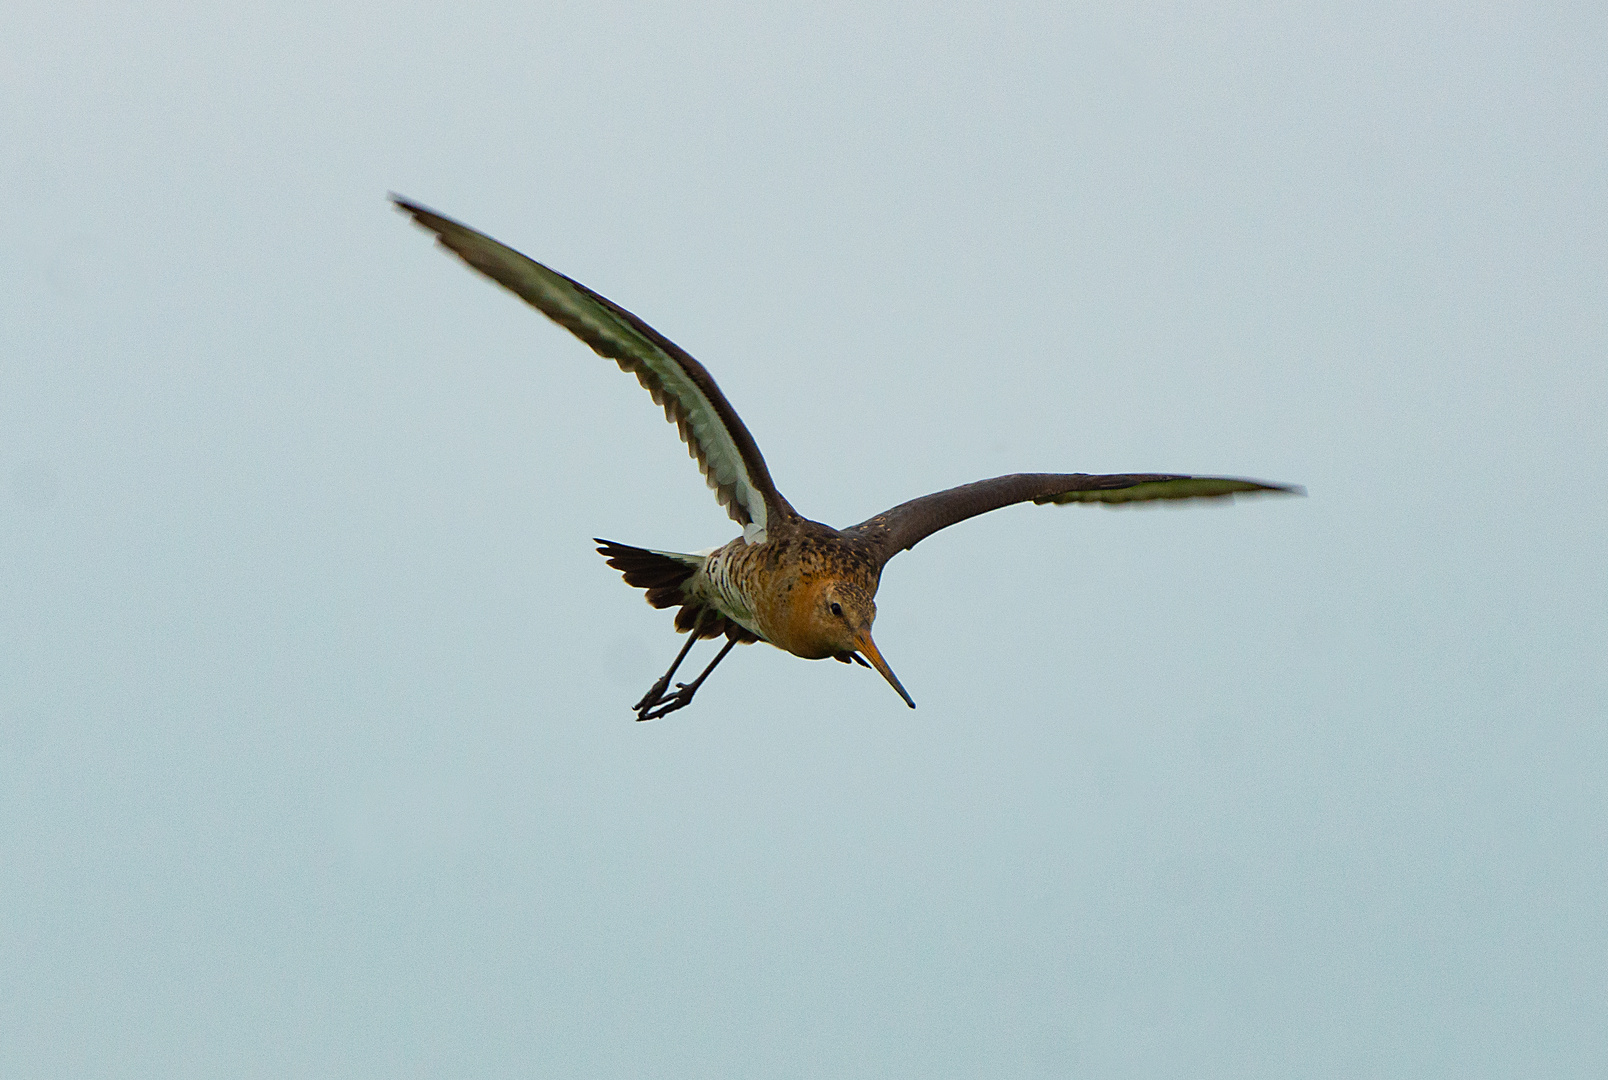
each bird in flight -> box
[394,197,1301,720]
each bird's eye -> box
[830,602,844,617]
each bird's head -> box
[809,580,915,709]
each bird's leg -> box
[633,615,707,714]
[635,636,739,722]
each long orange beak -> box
[855,630,915,709]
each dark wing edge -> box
[392,196,793,537]
[845,472,1302,565]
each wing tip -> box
[1161,480,1305,506]
[389,192,427,219]
[1031,476,1306,508]
[389,194,463,243]
[1237,480,1305,499]
[1224,479,1304,498]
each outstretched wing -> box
[846,472,1301,565]
[394,197,791,541]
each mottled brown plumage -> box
[395,196,1301,719]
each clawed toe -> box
[633,676,674,713]
[635,683,696,722]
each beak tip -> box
[855,633,916,711]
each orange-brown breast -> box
[755,574,836,659]
[694,526,883,659]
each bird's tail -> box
[593,539,704,608]
[594,539,756,642]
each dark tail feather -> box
[594,539,760,644]
[594,538,700,609]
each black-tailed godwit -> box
[395,197,1301,720]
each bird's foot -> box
[634,681,699,722]
[633,673,676,713]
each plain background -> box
[3,2,1604,1076]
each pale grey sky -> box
[3,2,1605,1076]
